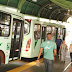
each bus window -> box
[58,27,63,40]
[34,24,41,40]
[24,22,30,34]
[52,27,56,36]
[63,28,66,40]
[52,27,56,41]
[58,27,60,36]
[0,12,10,36]
[60,28,63,39]
[42,27,45,39]
[17,22,21,35]
[42,27,46,41]
[46,26,52,34]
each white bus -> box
[20,19,66,59]
[0,6,24,65]
[0,6,66,64]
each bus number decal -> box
[34,40,38,48]
[7,43,10,50]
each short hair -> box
[47,33,52,36]
[58,36,60,37]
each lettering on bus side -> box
[7,43,10,50]
[0,43,2,46]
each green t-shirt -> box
[41,40,57,60]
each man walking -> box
[56,36,62,55]
[36,33,57,72]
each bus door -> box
[41,27,46,43]
[63,28,66,40]
[34,24,41,49]
[60,28,63,40]
[9,19,23,60]
[56,28,58,41]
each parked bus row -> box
[0,6,66,65]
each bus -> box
[0,6,24,65]
[0,6,66,65]
[20,19,66,59]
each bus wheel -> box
[0,50,5,64]
[0,56,1,65]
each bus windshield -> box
[46,26,52,34]
[0,12,11,36]
[24,23,30,34]
[24,19,31,34]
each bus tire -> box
[0,56,1,65]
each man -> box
[56,36,62,55]
[36,33,57,72]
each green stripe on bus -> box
[7,43,10,50]
[0,43,2,46]
[34,40,38,48]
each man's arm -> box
[36,48,43,66]
[54,49,57,61]
[37,48,43,60]
[53,42,57,60]
[54,49,57,57]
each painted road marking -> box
[63,62,71,72]
[9,59,27,63]
[9,59,20,63]
[7,58,43,72]
[68,67,72,72]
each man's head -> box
[47,33,52,40]
[58,36,60,39]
